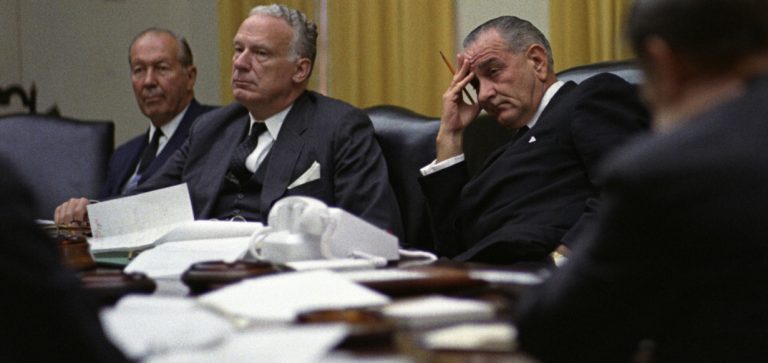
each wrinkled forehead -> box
[130,33,179,64]
[463,31,513,69]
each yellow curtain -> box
[549,0,633,72]
[217,0,317,105]
[218,0,454,116]
[327,0,454,116]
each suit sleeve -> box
[515,165,670,362]
[331,110,404,240]
[563,74,650,247]
[418,162,471,257]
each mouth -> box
[142,94,163,103]
[232,79,255,88]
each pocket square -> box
[288,161,321,189]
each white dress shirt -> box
[122,104,190,193]
[244,104,292,173]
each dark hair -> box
[463,15,554,69]
[128,27,193,67]
[628,0,768,73]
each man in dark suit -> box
[0,156,130,362]
[516,0,768,361]
[100,28,215,198]
[419,16,648,263]
[56,5,402,237]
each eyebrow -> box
[472,57,500,72]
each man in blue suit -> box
[100,28,215,197]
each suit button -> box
[237,193,245,199]
[234,209,241,214]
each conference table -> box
[70,241,549,363]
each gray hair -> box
[129,27,193,67]
[250,4,318,67]
[463,16,554,69]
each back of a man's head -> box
[628,0,768,74]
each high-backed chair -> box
[0,114,114,219]
[0,84,36,114]
[365,105,440,251]
[556,59,644,85]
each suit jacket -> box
[137,91,403,238]
[419,73,649,263]
[99,99,216,198]
[0,157,130,362]
[516,75,768,362]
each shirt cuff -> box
[420,154,465,176]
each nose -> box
[142,68,158,87]
[476,80,495,105]
[233,50,249,71]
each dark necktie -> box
[512,125,530,143]
[137,129,163,175]
[229,122,268,182]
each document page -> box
[145,324,348,363]
[198,270,390,322]
[124,236,257,278]
[87,184,194,252]
[100,296,234,360]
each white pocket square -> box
[288,161,321,189]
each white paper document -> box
[100,296,234,360]
[87,184,194,252]
[124,236,255,278]
[145,324,348,363]
[198,270,391,322]
[381,295,496,328]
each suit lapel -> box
[139,99,203,183]
[197,109,251,218]
[476,82,576,173]
[260,92,311,214]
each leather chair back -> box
[556,59,644,85]
[0,114,114,219]
[365,105,439,251]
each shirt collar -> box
[149,103,190,141]
[527,80,565,129]
[249,103,293,139]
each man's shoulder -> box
[298,91,366,118]
[187,98,218,115]
[114,133,146,154]
[191,102,248,126]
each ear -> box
[526,44,550,81]
[292,58,312,84]
[642,36,687,104]
[185,64,198,91]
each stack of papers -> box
[88,184,195,252]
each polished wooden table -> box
[78,252,548,363]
